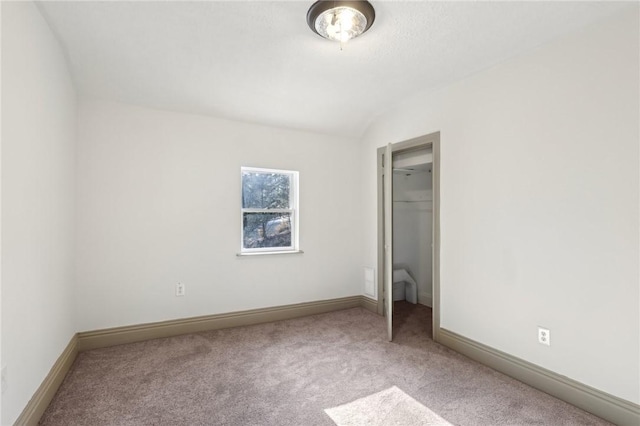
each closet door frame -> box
[376,132,441,341]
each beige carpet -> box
[325,386,453,426]
[40,303,611,425]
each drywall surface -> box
[0,2,3,422]
[360,8,639,403]
[1,2,77,424]
[393,171,433,305]
[76,100,362,331]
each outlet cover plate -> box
[176,282,185,297]
[538,327,551,346]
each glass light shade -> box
[314,6,368,42]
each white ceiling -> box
[38,1,630,138]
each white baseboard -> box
[418,292,432,307]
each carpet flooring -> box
[325,385,453,425]
[40,303,610,425]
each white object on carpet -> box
[393,268,418,304]
[325,386,452,426]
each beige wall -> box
[360,8,639,403]
[1,2,78,424]
[75,100,362,331]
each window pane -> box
[243,212,292,249]
[242,172,290,209]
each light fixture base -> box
[306,1,376,42]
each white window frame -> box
[240,167,300,255]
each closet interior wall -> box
[392,159,433,307]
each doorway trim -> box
[376,132,441,341]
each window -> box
[241,167,299,254]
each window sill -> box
[236,250,304,257]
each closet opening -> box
[392,150,433,340]
[376,132,440,342]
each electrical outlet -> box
[176,282,185,297]
[538,327,550,346]
[2,365,7,393]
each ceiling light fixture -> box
[307,1,375,45]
